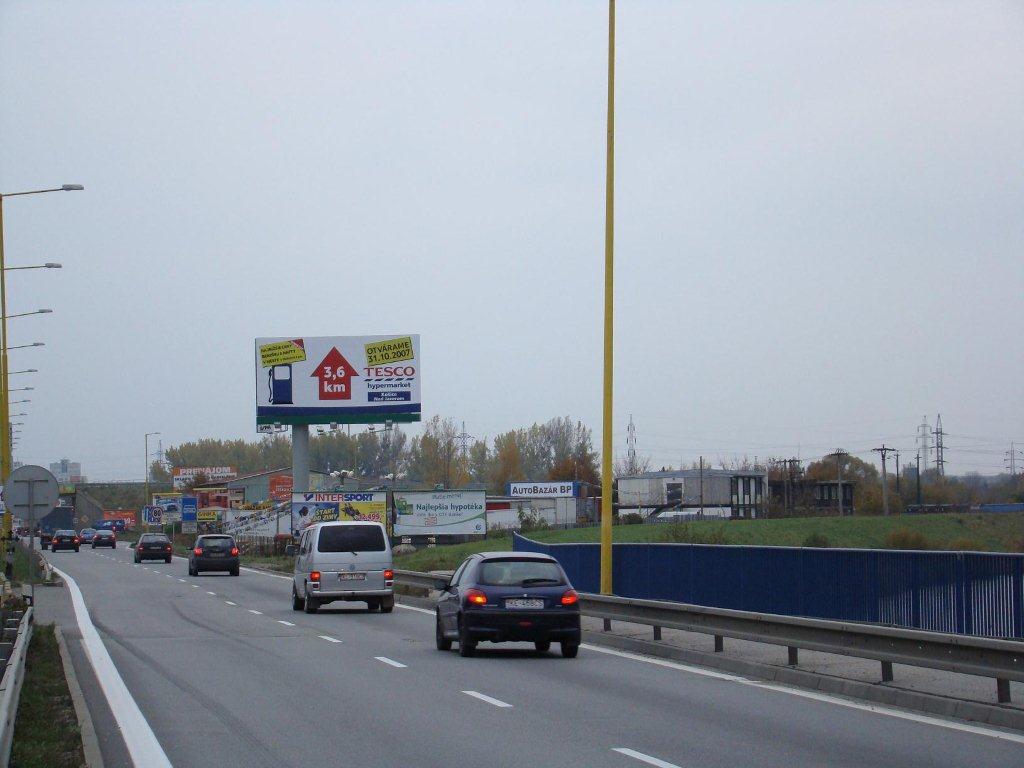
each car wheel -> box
[75,547,80,553]
[133,555,139,563]
[560,641,579,659]
[91,544,96,549]
[230,567,239,577]
[435,613,452,651]
[458,616,476,658]
[381,595,395,614]
[367,598,381,611]
[304,589,319,614]
[292,587,304,612]
[164,557,172,564]
[535,640,551,653]
[188,565,196,576]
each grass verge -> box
[393,513,1024,570]
[11,624,87,768]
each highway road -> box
[34,542,1024,768]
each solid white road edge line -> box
[462,691,513,708]
[50,564,173,768]
[375,656,407,668]
[318,635,343,643]
[391,601,1024,744]
[583,644,1024,746]
[611,747,681,768]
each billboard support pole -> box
[292,424,309,511]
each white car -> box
[290,521,395,614]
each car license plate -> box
[505,599,544,609]
[208,552,224,557]
[338,573,365,581]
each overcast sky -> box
[1,1,1021,481]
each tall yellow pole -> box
[600,0,616,595]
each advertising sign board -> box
[393,490,486,536]
[172,466,237,490]
[255,335,421,426]
[197,510,220,523]
[182,521,198,534]
[269,474,293,502]
[290,492,388,533]
[507,481,580,498]
[103,510,137,529]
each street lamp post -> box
[0,183,81,554]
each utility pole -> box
[698,455,704,518]
[826,450,848,516]
[918,416,931,473]
[784,458,801,514]
[915,452,922,505]
[626,415,637,474]
[932,414,946,476]
[872,445,897,516]
[455,421,475,461]
[894,450,900,494]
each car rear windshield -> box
[200,536,234,547]
[478,559,565,587]
[317,525,385,553]
[140,534,169,543]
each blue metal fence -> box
[512,534,1024,639]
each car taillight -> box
[74,538,80,544]
[561,589,579,606]
[310,571,321,582]
[383,569,394,580]
[165,545,172,551]
[51,538,58,545]
[465,588,488,606]
[230,547,239,557]
[193,547,203,556]
[136,544,142,551]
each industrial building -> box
[617,469,768,519]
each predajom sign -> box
[255,335,421,426]
[507,481,580,498]
[393,491,486,536]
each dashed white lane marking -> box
[248,610,263,615]
[606,749,679,765]
[178,578,186,582]
[375,656,407,668]
[50,565,172,767]
[612,748,681,768]
[191,584,199,588]
[462,691,512,708]
[206,591,217,596]
[396,603,433,615]
[318,635,342,644]
[165,575,173,578]
[277,620,296,627]
[225,601,237,606]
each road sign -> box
[255,335,422,426]
[4,465,59,524]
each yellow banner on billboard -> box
[364,337,414,366]
[259,339,307,368]
[197,510,220,522]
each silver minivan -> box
[291,521,395,614]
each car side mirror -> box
[433,578,450,591]
[285,544,297,556]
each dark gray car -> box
[189,534,240,576]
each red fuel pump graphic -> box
[312,347,358,400]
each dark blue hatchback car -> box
[435,552,581,658]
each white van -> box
[291,521,395,614]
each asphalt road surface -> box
[33,542,1024,768]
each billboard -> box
[180,497,198,522]
[172,466,237,489]
[196,488,230,509]
[393,490,486,536]
[255,335,421,426]
[103,510,137,528]
[507,481,580,498]
[290,492,388,534]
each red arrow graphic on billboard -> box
[311,347,359,400]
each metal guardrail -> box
[393,570,1024,703]
[0,607,33,768]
